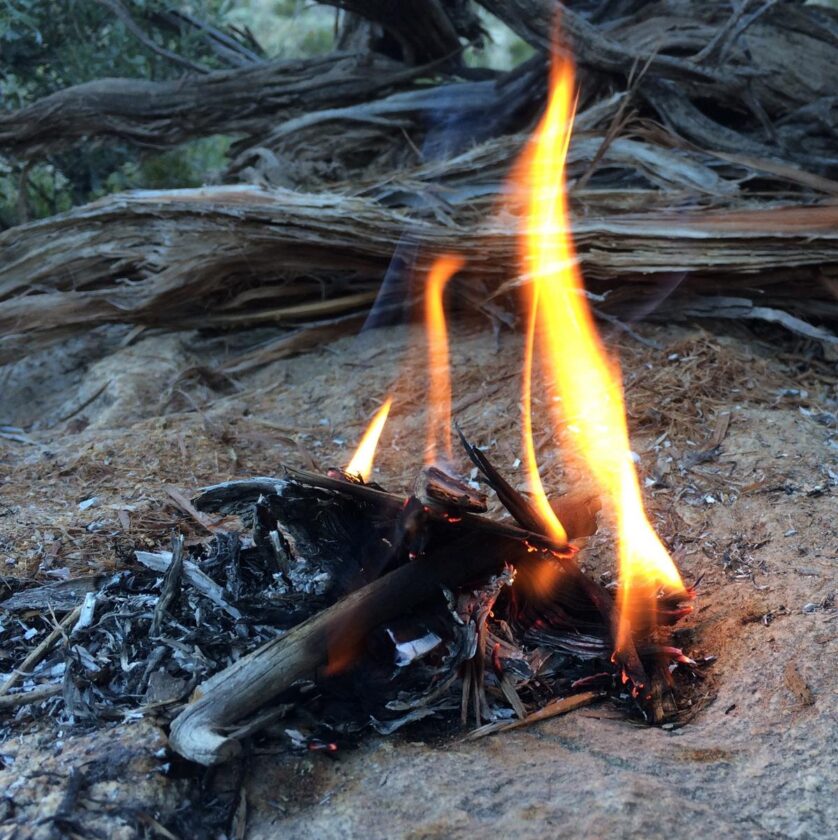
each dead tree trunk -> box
[1,0,837,359]
[1,186,835,362]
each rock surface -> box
[1,322,835,838]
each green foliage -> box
[0,0,242,228]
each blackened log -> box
[193,469,569,553]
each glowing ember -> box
[516,54,686,659]
[346,397,392,480]
[424,255,464,467]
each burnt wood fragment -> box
[418,465,488,513]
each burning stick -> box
[464,690,604,741]
[168,459,601,765]
[168,457,693,765]
[169,489,570,765]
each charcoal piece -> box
[418,465,488,513]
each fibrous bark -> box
[1,185,835,362]
[0,52,419,157]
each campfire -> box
[0,23,714,775]
[5,0,838,836]
[158,45,699,766]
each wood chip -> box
[783,662,815,706]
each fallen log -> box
[1,185,835,362]
[0,52,424,157]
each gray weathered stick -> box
[0,683,64,709]
[0,605,81,696]
[135,549,242,621]
[168,529,527,765]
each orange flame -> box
[522,282,568,545]
[424,255,464,466]
[346,397,392,481]
[518,56,685,656]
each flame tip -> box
[346,396,392,481]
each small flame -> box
[424,255,464,466]
[346,397,392,481]
[517,54,685,656]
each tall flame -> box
[424,255,464,466]
[522,283,568,545]
[346,397,392,481]
[518,56,685,656]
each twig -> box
[151,534,185,636]
[0,605,81,695]
[135,550,242,621]
[95,0,209,74]
[593,307,661,349]
[152,8,263,67]
[717,0,781,66]
[690,0,752,64]
[0,683,63,709]
[463,691,604,741]
[165,486,227,533]
[575,53,652,191]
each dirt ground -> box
[1,318,836,839]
